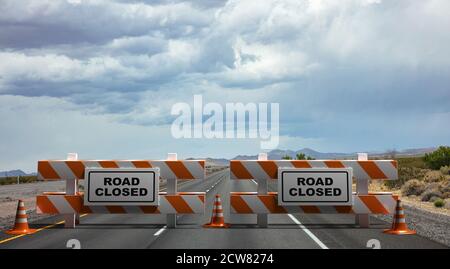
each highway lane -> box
[0,169,447,249]
[146,174,446,249]
[263,182,447,249]
[149,176,322,249]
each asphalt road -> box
[0,169,447,249]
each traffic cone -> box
[203,194,230,228]
[384,199,416,235]
[5,200,37,235]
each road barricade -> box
[230,155,398,228]
[36,153,205,228]
[230,192,398,214]
[37,192,205,214]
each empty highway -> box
[0,169,447,249]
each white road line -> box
[249,179,328,249]
[205,174,226,193]
[287,214,328,249]
[154,226,167,236]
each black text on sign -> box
[84,168,160,206]
[278,168,353,206]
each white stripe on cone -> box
[16,218,28,223]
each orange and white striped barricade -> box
[230,192,398,215]
[37,192,206,215]
[230,155,398,228]
[36,153,206,228]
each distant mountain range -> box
[191,147,437,166]
[0,169,36,178]
[233,148,351,161]
[1,147,438,174]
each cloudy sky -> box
[0,0,449,172]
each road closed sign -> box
[84,168,159,206]
[278,168,353,206]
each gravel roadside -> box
[375,203,450,247]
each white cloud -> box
[224,38,319,83]
[3,52,124,85]
[0,94,282,172]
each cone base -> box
[383,229,416,235]
[5,228,37,235]
[203,223,230,228]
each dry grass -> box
[0,176,38,185]
[373,156,450,210]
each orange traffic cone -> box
[384,199,416,235]
[203,194,230,228]
[5,200,37,235]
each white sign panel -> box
[84,168,159,206]
[278,168,353,206]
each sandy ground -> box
[0,181,66,215]
[0,180,68,229]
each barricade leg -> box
[166,153,177,228]
[166,177,177,228]
[64,153,79,228]
[64,177,77,228]
[257,153,268,228]
[355,153,370,228]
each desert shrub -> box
[383,180,398,189]
[397,157,427,169]
[434,198,445,208]
[429,196,441,203]
[384,166,428,189]
[421,188,443,202]
[440,165,450,175]
[424,170,445,182]
[441,181,450,198]
[423,146,450,170]
[426,182,440,191]
[401,179,425,196]
[295,153,315,160]
[0,176,38,185]
[445,199,450,209]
